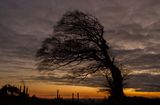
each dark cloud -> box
[31,73,160,92]
[32,75,105,87]
[105,23,160,71]
[0,0,160,92]
[127,74,160,92]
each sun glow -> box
[28,83,160,99]
[1,80,160,99]
[124,88,160,98]
[27,82,106,99]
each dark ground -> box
[0,96,160,105]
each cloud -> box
[31,73,160,92]
[0,0,160,92]
[127,74,160,92]
[32,75,105,87]
[103,22,160,71]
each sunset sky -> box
[0,0,160,99]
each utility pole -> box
[57,90,59,99]
[19,86,22,92]
[23,85,26,94]
[26,87,28,95]
[72,93,74,100]
[77,92,79,102]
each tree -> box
[0,84,29,97]
[36,10,124,98]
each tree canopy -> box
[36,10,124,98]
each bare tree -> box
[36,10,124,98]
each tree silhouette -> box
[0,84,29,97]
[36,10,124,98]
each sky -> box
[0,0,160,98]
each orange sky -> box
[124,88,160,98]
[24,82,160,99]
[0,80,160,99]
[27,82,106,99]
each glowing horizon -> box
[1,81,159,99]
[31,86,160,99]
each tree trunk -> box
[109,62,124,98]
[101,47,124,98]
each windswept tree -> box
[36,10,124,98]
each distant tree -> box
[0,84,20,96]
[36,10,124,98]
[0,84,29,97]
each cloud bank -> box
[0,0,160,92]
